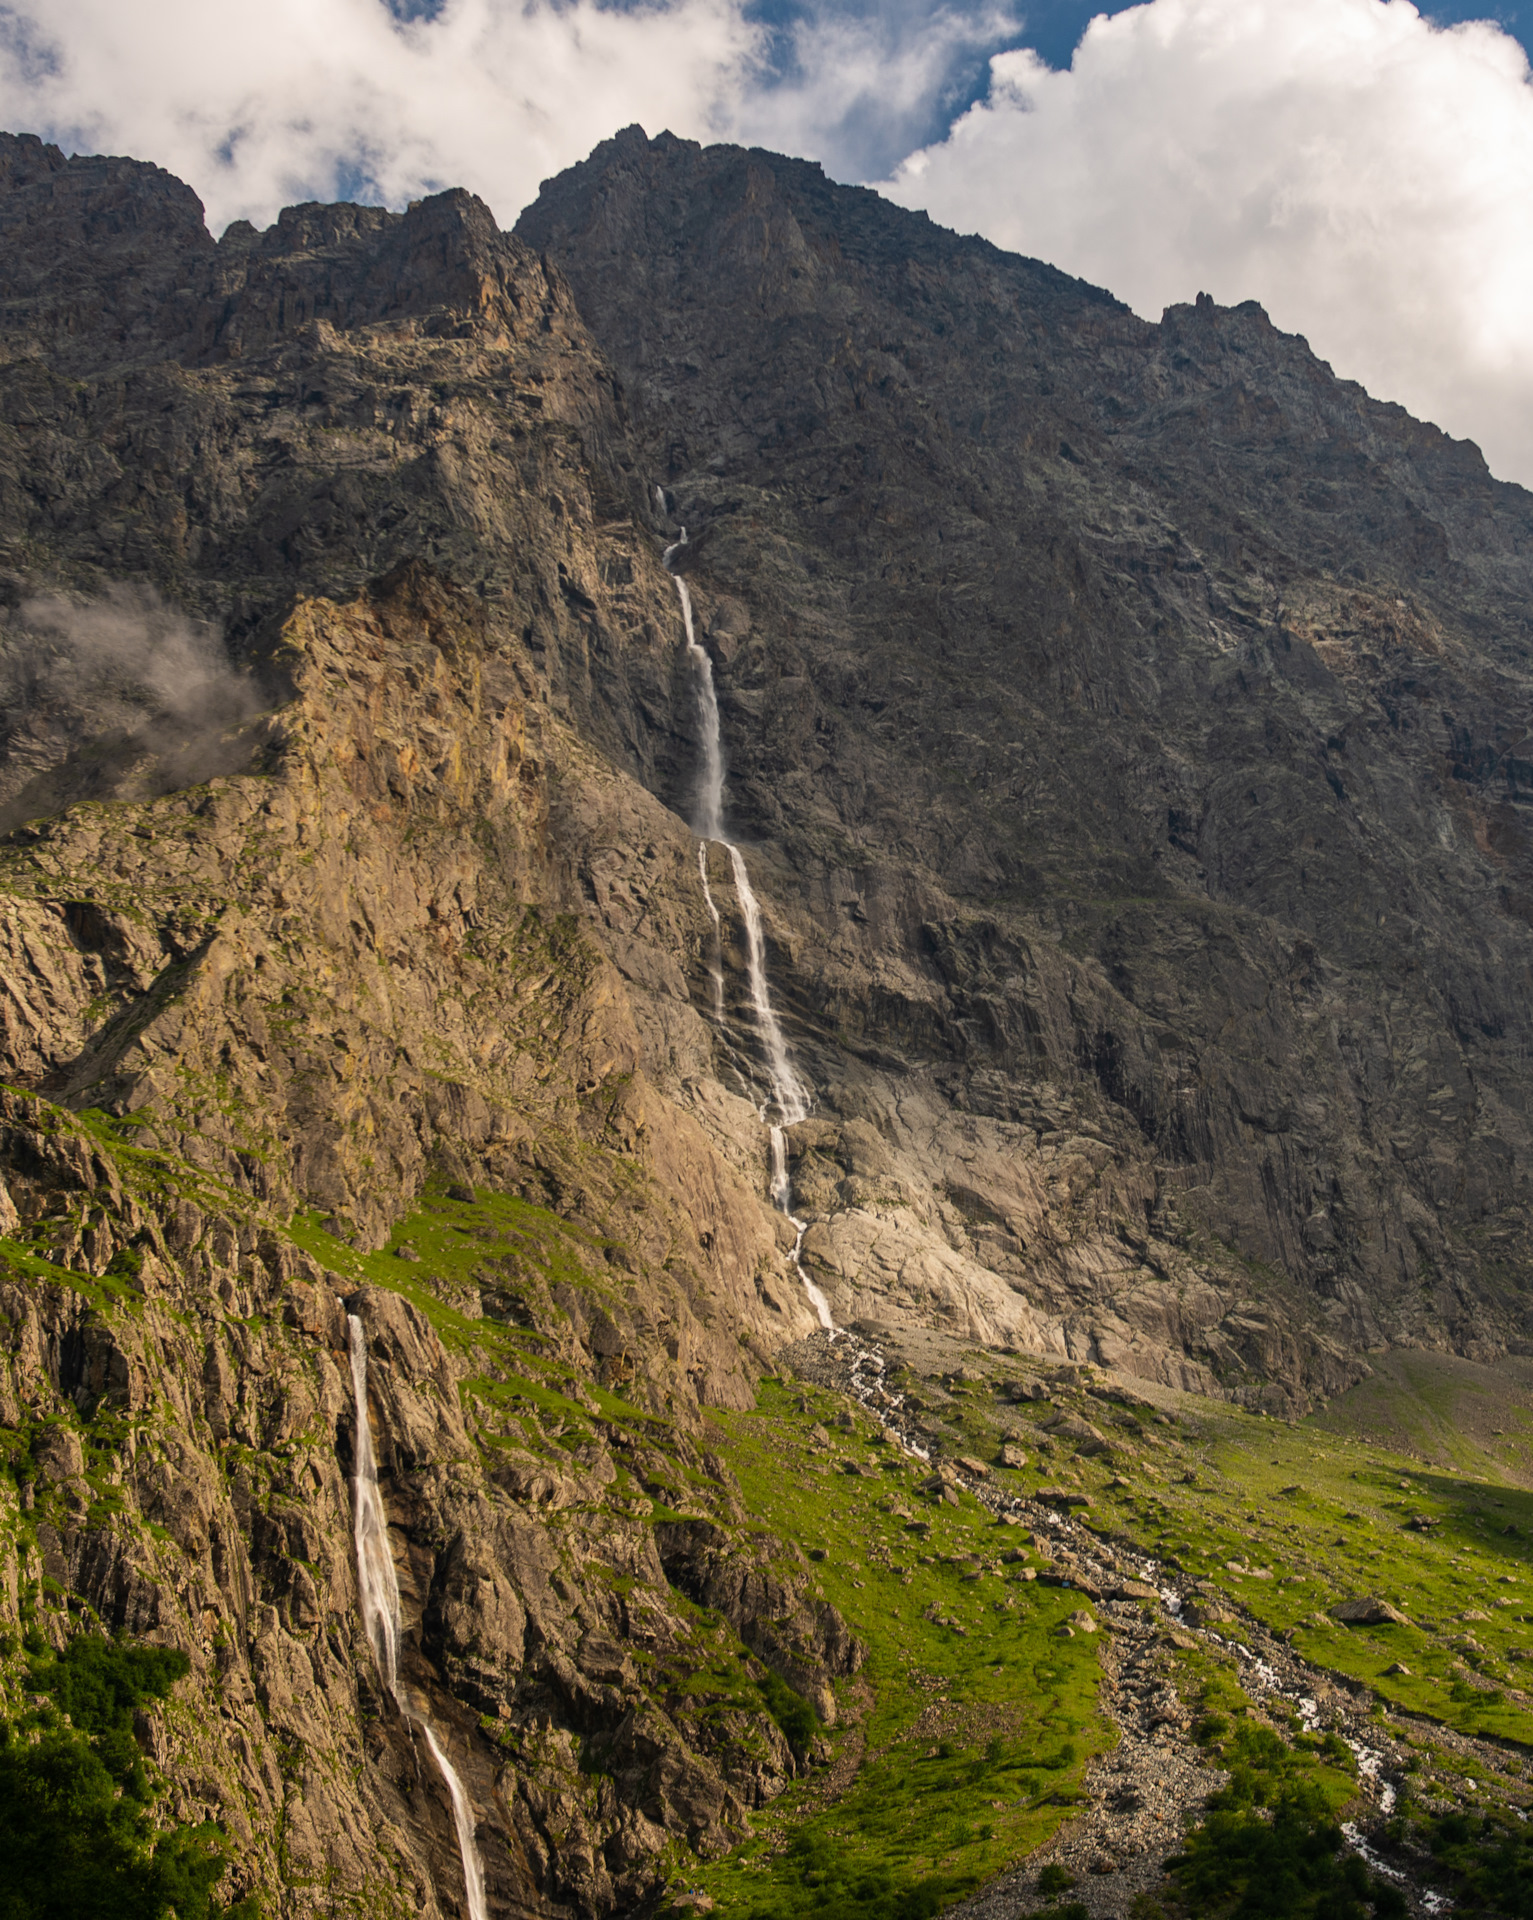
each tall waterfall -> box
[348,1316,489,1920]
[662,527,835,1333]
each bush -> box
[1427,1809,1533,1917]
[756,1670,817,1757]
[1172,1781,1407,1919]
[0,1631,246,1920]
[27,1636,191,1802]
[741,1830,968,1920]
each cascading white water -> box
[661,520,834,1333]
[421,1723,489,1913]
[663,532,724,843]
[348,1316,488,1920]
[350,1320,402,1695]
[769,1123,834,1330]
[727,842,809,1128]
[697,843,725,1023]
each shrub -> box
[1172,1781,1407,1919]
[0,1632,248,1920]
[741,1830,967,1920]
[756,1670,817,1757]
[1427,1809,1533,1917]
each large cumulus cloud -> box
[0,0,757,231]
[0,0,1016,230]
[887,0,1533,486]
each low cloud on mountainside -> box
[9,588,258,733]
[3,0,1533,485]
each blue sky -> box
[1008,0,1532,66]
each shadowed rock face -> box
[5,120,1533,1397]
[517,125,1533,1385]
[0,117,1532,1914]
[0,129,860,1919]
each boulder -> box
[1333,1597,1409,1626]
[1043,1412,1108,1446]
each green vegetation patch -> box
[1420,1808,1533,1916]
[287,1177,624,1349]
[691,1378,1110,1919]
[1,1630,255,1920]
[1073,1388,1533,1745]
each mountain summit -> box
[0,122,1529,1917]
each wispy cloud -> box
[9,586,259,731]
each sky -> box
[2,0,1532,487]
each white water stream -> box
[349,1315,488,1920]
[662,521,833,1332]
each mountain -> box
[0,121,1531,1919]
[517,127,1533,1407]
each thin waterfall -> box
[697,844,725,1023]
[769,1124,835,1330]
[661,521,835,1333]
[348,1316,489,1920]
[663,530,724,842]
[726,841,809,1127]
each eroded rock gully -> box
[0,118,1531,1916]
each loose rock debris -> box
[779,1328,1527,1916]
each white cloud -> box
[885,0,1533,487]
[731,4,1022,181]
[0,0,1016,233]
[0,0,759,232]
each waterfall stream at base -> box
[663,525,834,1333]
[348,1315,489,1920]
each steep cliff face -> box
[518,126,1533,1390]
[0,130,868,1917]
[0,558,868,1916]
[3,116,1533,1918]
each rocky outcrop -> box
[5,115,1533,1914]
[518,126,1533,1392]
[0,999,849,1915]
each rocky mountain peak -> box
[2,122,1533,1920]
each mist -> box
[9,586,263,732]
[0,583,275,830]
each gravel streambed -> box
[777,1329,1525,1916]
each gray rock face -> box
[518,126,1533,1393]
[1,116,1532,1914]
[9,121,1532,1402]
